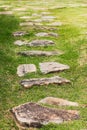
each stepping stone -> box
[17,64,36,77]
[28,40,55,47]
[35,32,58,37]
[14,40,27,46]
[13,31,27,37]
[10,102,79,129]
[20,76,70,88]
[39,97,79,107]
[13,8,26,11]
[0,11,13,15]
[39,62,70,74]
[20,22,43,26]
[41,16,56,20]
[20,16,32,19]
[49,22,62,26]
[18,50,62,56]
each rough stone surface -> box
[10,102,79,129]
[18,50,62,56]
[17,64,36,77]
[41,16,55,20]
[39,62,70,74]
[28,40,55,47]
[49,22,62,26]
[13,31,27,36]
[39,97,79,107]
[14,40,27,46]
[20,16,32,19]
[20,76,70,88]
[20,22,43,26]
[0,11,12,15]
[35,32,58,37]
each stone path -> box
[18,50,63,56]
[39,97,79,107]
[39,62,70,74]
[35,32,58,37]
[17,64,37,77]
[10,102,79,129]
[20,76,70,88]
[10,4,80,129]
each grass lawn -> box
[0,0,87,130]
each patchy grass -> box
[0,0,87,130]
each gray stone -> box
[28,40,55,46]
[39,97,79,107]
[13,31,27,36]
[10,102,79,129]
[0,11,12,15]
[41,16,55,20]
[20,16,32,19]
[18,50,62,56]
[20,22,34,26]
[14,40,27,46]
[17,64,36,77]
[48,22,62,26]
[20,22,43,26]
[20,76,70,88]
[39,62,70,74]
[35,32,58,37]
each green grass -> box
[0,0,87,130]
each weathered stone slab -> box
[13,8,26,11]
[0,11,12,15]
[17,64,36,77]
[14,40,27,46]
[48,22,62,26]
[20,22,43,26]
[39,97,79,107]
[35,32,58,37]
[10,102,79,129]
[28,40,55,46]
[41,16,55,20]
[13,31,27,37]
[20,76,70,88]
[20,16,32,19]
[39,62,70,74]
[18,50,62,56]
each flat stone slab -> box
[0,11,13,15]
[41,16,56,20]
[18,50,63,56]
[48,22,62,26]
[14,40,27,46]
[20,76,70,88]
[10,102,79,129]
[20,22,43,26]
[39,62,70,74]
[39,97,79,107]
[35,32,58,37]
[13,31,27,37]
[28,40,55,47]
[17,64,36,77]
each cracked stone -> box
[17,64,36,77]
[28,40,55,46]
[20,76,70,88]
[39,97,79,107]
[10,102,79,129]
[39,62,70,74]
[18,50,63,56]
